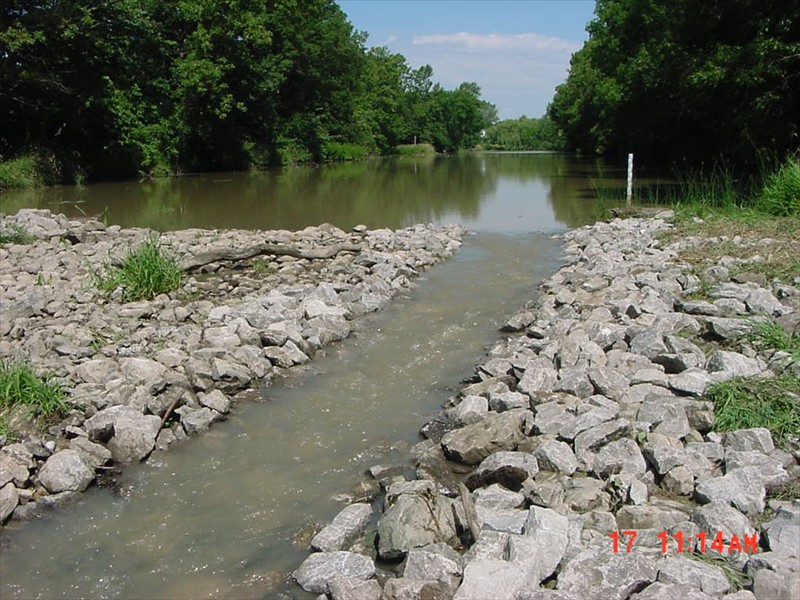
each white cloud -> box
[412,31,580,53]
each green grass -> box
[706,375,800,450]
[396,143,436,157]
[746,320,800,360]
[95,236,184,302]
[0,223,35,245]
[758,155,800,217]
[0,154,45,189]
[322,142,370,162]
[0,360,69,425]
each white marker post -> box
[626,153,634,207]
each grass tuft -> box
[706,375,800,450]
[0,360,69,424]
[95,236,184,302]
[746,320,800,361]
[687,551,751,592]
[758,155,800,217]
[0,223,35,246]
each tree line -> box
[0,0,496,181]
[548,0,800,167]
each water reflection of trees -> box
[0,155,623,231]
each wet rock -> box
[440,409,531,466]
[311,503,373,552]
[446,395,488,426]
[69,437,112,468]
[197,389,231,414]
[0,483,19,523]
[0,453,29,487]
[465,451,539,491]
[178,407,216,435]
[377,493,458,560]
[382,578,449,600]
[403,548,462,593]
[292,551,375,594]
[37,450,95,493]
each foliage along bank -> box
[548,0,800,167]
[0,0,496,187]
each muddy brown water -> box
[0,154,621,599]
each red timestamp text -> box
[609,530,759,555]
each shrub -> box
[396,143,436,157]
[759,155,800,216]
[96,236,184,301]
[0,360,69,422]
[322,142,370,162]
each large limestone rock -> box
[292,551,375,594]
[377,493,458,560]
[453,559,526,600]
[465,451,539,491]
[441,409,531,465]
[556,540,660,600]
[311,503,373,552]
[85,406,161,464]
[37,450,95,493]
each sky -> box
[338,0,596,121]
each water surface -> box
[0,153,614,599]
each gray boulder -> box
[311,503,372,552]
[557,540,659,600]
[724,428,775,454]
[630,582,716,600]
[178,407,216,436]
[657,555,730,596]
[592,438,647,477]
[85,405,161,464]
[403,548,462,593]
[472,484,525,511]
[38,450,95,493]
[694,467,766,515]
[0,483,19,523]
[377,493,458,560]
[453,560,526,600]
[441,409,531,465]
[0,453,29,487]
[691,501,756,541]
[574,419,631,457]
[446,395,488,426]
[293,551,375,594]
[706,351,765,379]
[534,440,578,475]
[328,577,381,600]
[465,451,538,491]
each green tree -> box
[549,0,800,165]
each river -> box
[0,153,621,599]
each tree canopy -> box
[0,0,495,180]
[549,0,800,166]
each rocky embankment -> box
[0,209,464,524]
[292,214,799,600]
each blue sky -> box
[338,0,596,120]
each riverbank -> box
[0,209,464,524]
[292,213,799,599]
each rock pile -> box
[293,215,799,600]
[0,209,464,524]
